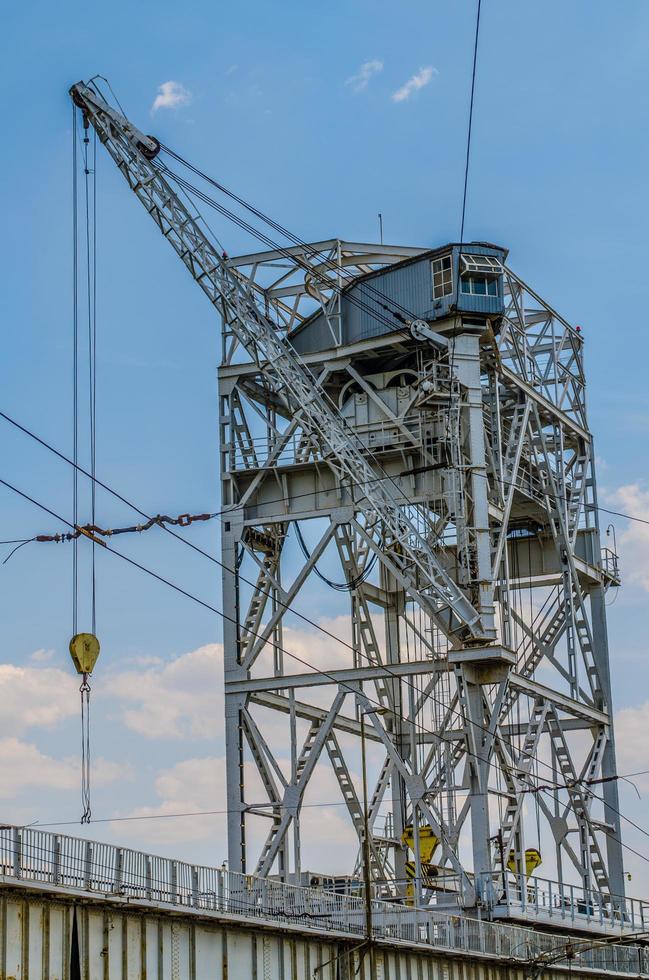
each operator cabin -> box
[289,242,507,355]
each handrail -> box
[479,871,647,933]
[1,826,648,975]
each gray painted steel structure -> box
[68,82,626,929]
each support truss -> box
[70,80,627,926]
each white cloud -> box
[30,648,55,663]
[615,702,649,790]
[113,756,227,848]
[345,59,383,93]
[603,484,649,593]
[0,737,127,799]
[105,618,359,742]
[151,81,192,113]
[112,752,358,871]
[106,643,223,740]
[391,66,438,103]
[0,663,78,735]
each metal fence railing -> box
[1,826,648,975]
[478,872,649,934]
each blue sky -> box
[2,0,649,888]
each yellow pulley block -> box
[69,633,101,675]
[507,847,542,878]
[401,825,440,865]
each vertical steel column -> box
[450,324,495,632]
[590,584,626,901]
[222,511,247,873]
[463,673,492,896]
[451,322,497,892]
[382,565,407,892]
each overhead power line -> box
[1,405,645,841]
[0,471,620,808]
[22,770,649,831]
[0,475,518,786]
[0,407,643,817]
[3,470,649,871]
[2,410,648,562]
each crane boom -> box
[69,80,490,646]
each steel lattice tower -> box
[218,240,625,912]
[66,80,626,924]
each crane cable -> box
[157,142,429,341]
[294,521,378,593]
[154,159,418,348]
[73,107,100,824]
[447,0,482,437]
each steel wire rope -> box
[294,520,378,592]
[154,160,416,345]
[157,142,441,337]
[153,156,416,340]
[151,162,465,592]
[84,60,432,336]
[446,0,483,433]
[74,109,98,825]
[74,110,90,825]
[72,106,79,639]
[81,122,98,637]
[80,80,420,348]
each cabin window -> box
[461,275,498,296]
[460,254,500,297]
[432,255,453,298]
[461,254,501,274]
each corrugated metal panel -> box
[292,244,507,355]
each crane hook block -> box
[69,633,101,675]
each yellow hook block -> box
[401,825,440,865]
[69,633,101,675]
[507,847,542,878]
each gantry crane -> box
[70,80,626,922]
